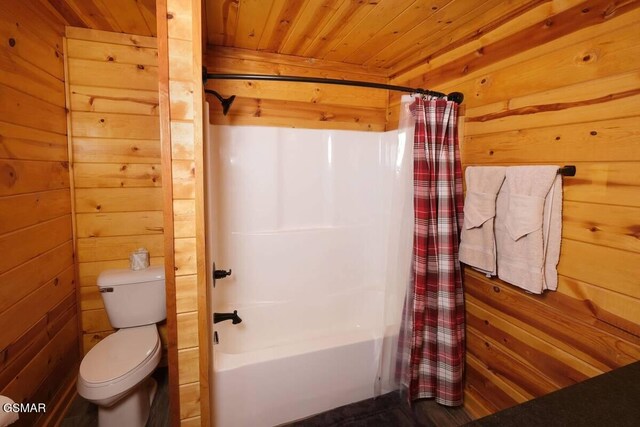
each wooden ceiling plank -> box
[302,0,379,59]
[35,0,74,28]
[222,0,240,46]
[234,0,277,50]
[390,0,586,83]
[102,0,153,36]
[260,0,306,52]
[367,0,504,68]
[68,0,122,32]
[342,0,452,65]
[204,46,387,83]
[44,0,90,28]
[382,0,545,73]
[256,0,287,50]
[279,0,342,56]
[205,0,225,45]
[0,1,65,51]
[322,0,416,63]
[137,0,159,36]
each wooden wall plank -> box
[0,215,72,274]
[76,234,164,262]
[72,138,161,163]
[73,163,162,188]
[0,266,74,348]
[65,26,157,48]
[0,241,74,314]
[177,311,199,349]
[69,86,159,115]
[0,159,69,196]
[174,200,196,238]
[178,382,200,419]
[0,189,71,235]
[204,46,388,131]
[67,58,159,91]
[0,85,67,135]
[66,38,158,65]
[77,257,164,286]
[0,121,68,162]
[178,347,199,384]
[75,187,164,212]
[176,275,197,313]
[76,211,164,237]
[0,9,64,80]
[0,3,76,423]
[71,111,160,139]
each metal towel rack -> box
[558,165,576,176]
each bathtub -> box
[212,289,399,427]
[206,124,412,426]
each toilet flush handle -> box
[100,287,114,293]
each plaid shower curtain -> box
[405,96,465,405]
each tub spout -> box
[214,310,242,324]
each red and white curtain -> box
[399,95,465,406]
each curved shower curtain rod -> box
[202,66,464,116]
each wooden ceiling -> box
[40,0,546,78]
[42,0,157,37]
[205,0,545,76]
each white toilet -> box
[77,266,166,427]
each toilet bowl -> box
[77,266,166,426]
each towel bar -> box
[558,165,576,176]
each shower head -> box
[205,89,236,116]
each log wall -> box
[389,0,640,417]
[64,27,163,355]
[157,0,210,424]
[0,2,79,425]
[203,46,389,131]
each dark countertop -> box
[466,361,640,427]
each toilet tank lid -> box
[97,266,165,287]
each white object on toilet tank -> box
[97,266,166,328]
[129,248,150,270]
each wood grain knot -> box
[166,12,174,19]
[8,38,15,47]
[590,131,598,136]
[492,286,500,293]
[137,64,145,70]
[1,163,17,188]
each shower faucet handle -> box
[212,262,232,287]
[214,269,232,279]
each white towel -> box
[495,166,562,293]
[459,166,506,275]
[0,396,19,426]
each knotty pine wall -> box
[64,27,164,354]
[389,0,640,418]
[157,0,209,425]
[204,46,389,131]
[0,2,79,425]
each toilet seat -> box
[78,324,161,405]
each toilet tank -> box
[97,266,166,328]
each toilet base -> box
[98,377,157,427]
